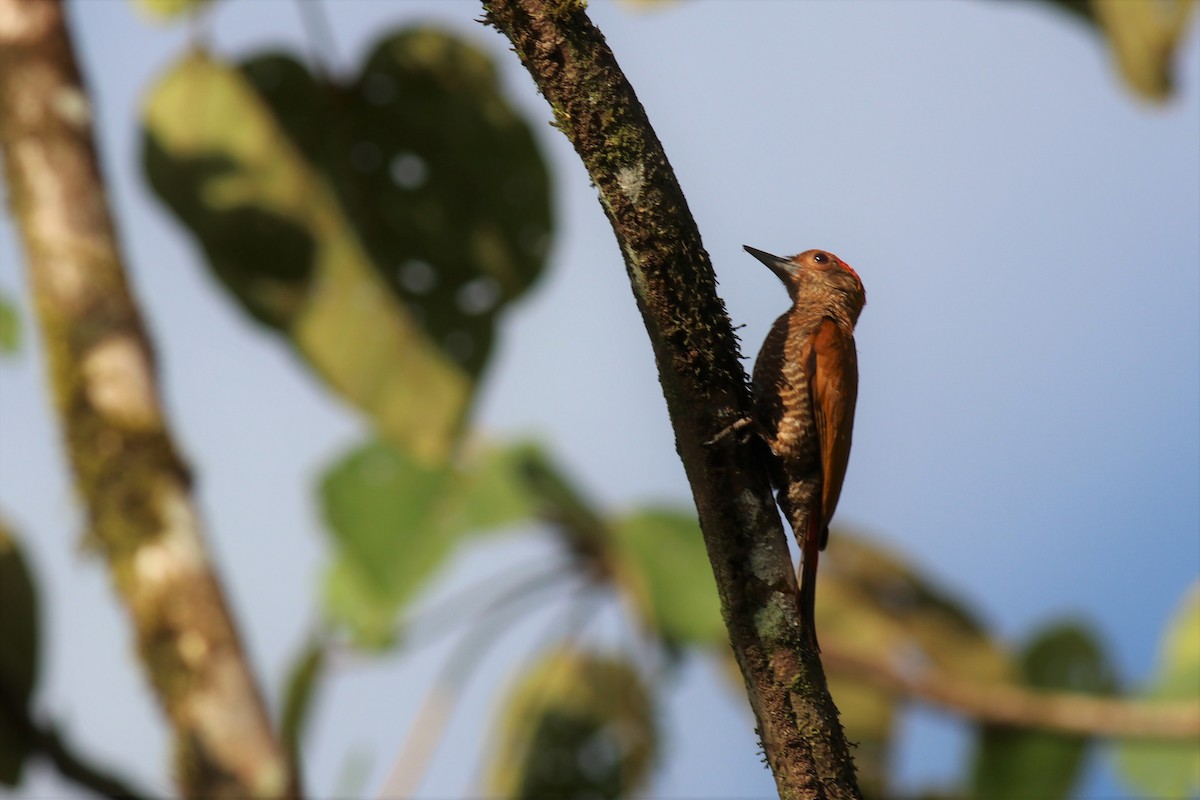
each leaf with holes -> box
[485,648,657,800]
[320,438,538,648]
[0,521,39,786]
[1115,583,1200,799]
[971,622,1116,800]
[143,30,552,461]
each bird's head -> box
[743,245,865,319]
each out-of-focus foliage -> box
[1116,583,1200,798]
[0,294,18,355]
[624,0,1198,101]
[812,534,1013,797]
[612,508,725,647]
[130,0,213,22]
[280,636,325,765]
[0,521,39,786]
[320,438,538,648]
[1062,0,1197,101]
[142,28,552,463]
[484,649,657,800]
[971,623,1116,800]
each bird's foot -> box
[703,415,756,446]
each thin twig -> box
[0,675,153,800]
[398,556,572,653]
[823,645,1200,740]
[375,567,580,798]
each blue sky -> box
[1,1,1197,797]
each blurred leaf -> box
[143,29,552,461]
[514,446,610,564]
[0,294,18,356]
[485,648,657,800]
[0,520,39,786]
[1091,0,1197,101]
[143,53,471,463]
[1032,0,1197,101]
[809,533,1013,798]
[280,636,325,764]
[330,30,553,376]
[131,0,212,22]
[320,438,537,648]
[1115,583,1200,799]
[611,508,724,647]
[971,622,1115,800]
[819,533,1012,684]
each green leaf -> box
[130,0,213,22]
[1032,0,1197,101]
[320,438,537,648]
[971,622,1115,800]
[143,53,473,463]
[1115,583,1200,799]
[611,508,724,647]
[485,648,657,800]
[280,636,325,764]
[0,294,18,356]
[143,30,553,461]
[0,520,40,786]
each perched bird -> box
[745,245,865,650]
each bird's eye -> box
[812,252,828,264]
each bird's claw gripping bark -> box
[703,415,757,447]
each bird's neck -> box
[789,282,861,330]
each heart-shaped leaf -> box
[143,29,553,461]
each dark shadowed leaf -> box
[485,648,657,800]
[971,622,1116,800]
[1115,583,1200,798]
[320,439,537,648]
[143,29,552,461]
[0,521,39,786]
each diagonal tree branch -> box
[0,1,296,796]
[480,2,860,798]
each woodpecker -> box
[745,245,865,650]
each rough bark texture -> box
[481,2,861,797]
[0,1,295,796]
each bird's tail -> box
[798,508,821,652]
[781,483,822,652]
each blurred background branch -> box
[0,0,294,796]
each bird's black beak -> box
[743,245,796,285]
